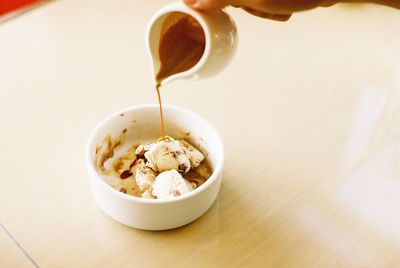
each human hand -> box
[183,0,341,21]
[183,0,400,21]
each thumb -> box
[183,0,231,10]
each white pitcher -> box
[147,1,238,86]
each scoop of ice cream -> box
[152,169,193,200]
[144,137,191,173]
[177,139,204,168]
[135,159,156,192]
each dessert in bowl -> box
[85,104,224,230]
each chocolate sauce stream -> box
[155,12,205,138]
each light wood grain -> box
[1,0,400,267]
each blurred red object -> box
[0,0,40,16]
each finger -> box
[236,0,337,14]
[183,0,229,10]
[319,0,338,7]
[242,7,292,21]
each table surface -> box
[1,0,400,267]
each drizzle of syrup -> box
[154,12,205,138]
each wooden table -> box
[1,0,400,267]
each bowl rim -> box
[85,104,224,204]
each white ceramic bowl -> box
[85,104,224,230]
